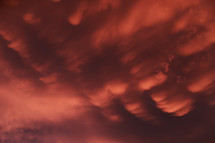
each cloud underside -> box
[0,0,215,143]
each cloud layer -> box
[0,0,215,143]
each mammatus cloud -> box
[0,0,215,142]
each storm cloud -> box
[0,0,215,143]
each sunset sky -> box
[0,0,215,143]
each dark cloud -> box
[0,0,215,142]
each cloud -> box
[1,0,215,142]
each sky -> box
[0,0,215,142]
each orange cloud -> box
[188,71,215,93]
[23,13,40,24]
[1,0,215,142]
[139,72,167,91]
